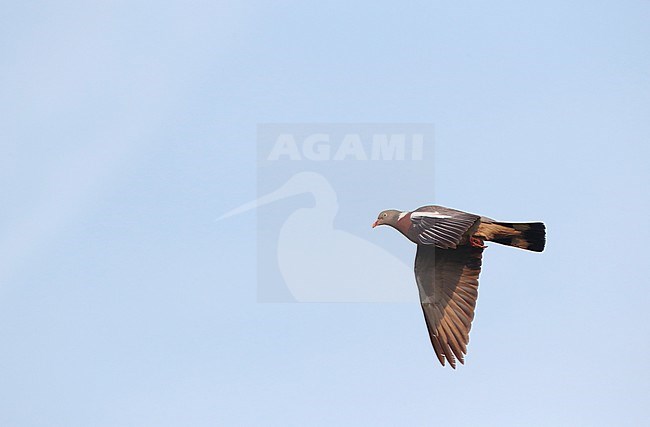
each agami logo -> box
[223,123,435,302]
[267,133,424,161]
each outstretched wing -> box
[414,244,483,368]
[410,210,479,249]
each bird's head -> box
[372,209,402,228]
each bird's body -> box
[373,205,545,368]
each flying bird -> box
[373,205,545,368]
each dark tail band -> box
[489,222,546,252]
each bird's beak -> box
[217,180,299,221]
[372,220,378,228]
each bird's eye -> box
[382,213,387,218]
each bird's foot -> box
[470,237,486,248]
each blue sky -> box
[1,1,649,426]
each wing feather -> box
[440,317,465,363]
[411,210,480,248]
[416,244,484,368]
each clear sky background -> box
[2,1,649,426]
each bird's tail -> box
[481,221,546,252]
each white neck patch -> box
[398,211,409,220]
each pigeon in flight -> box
[373,205,545,368]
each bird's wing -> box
[410,210,480,249]
[414,244,483,368]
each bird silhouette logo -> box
[219,171,417,302]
